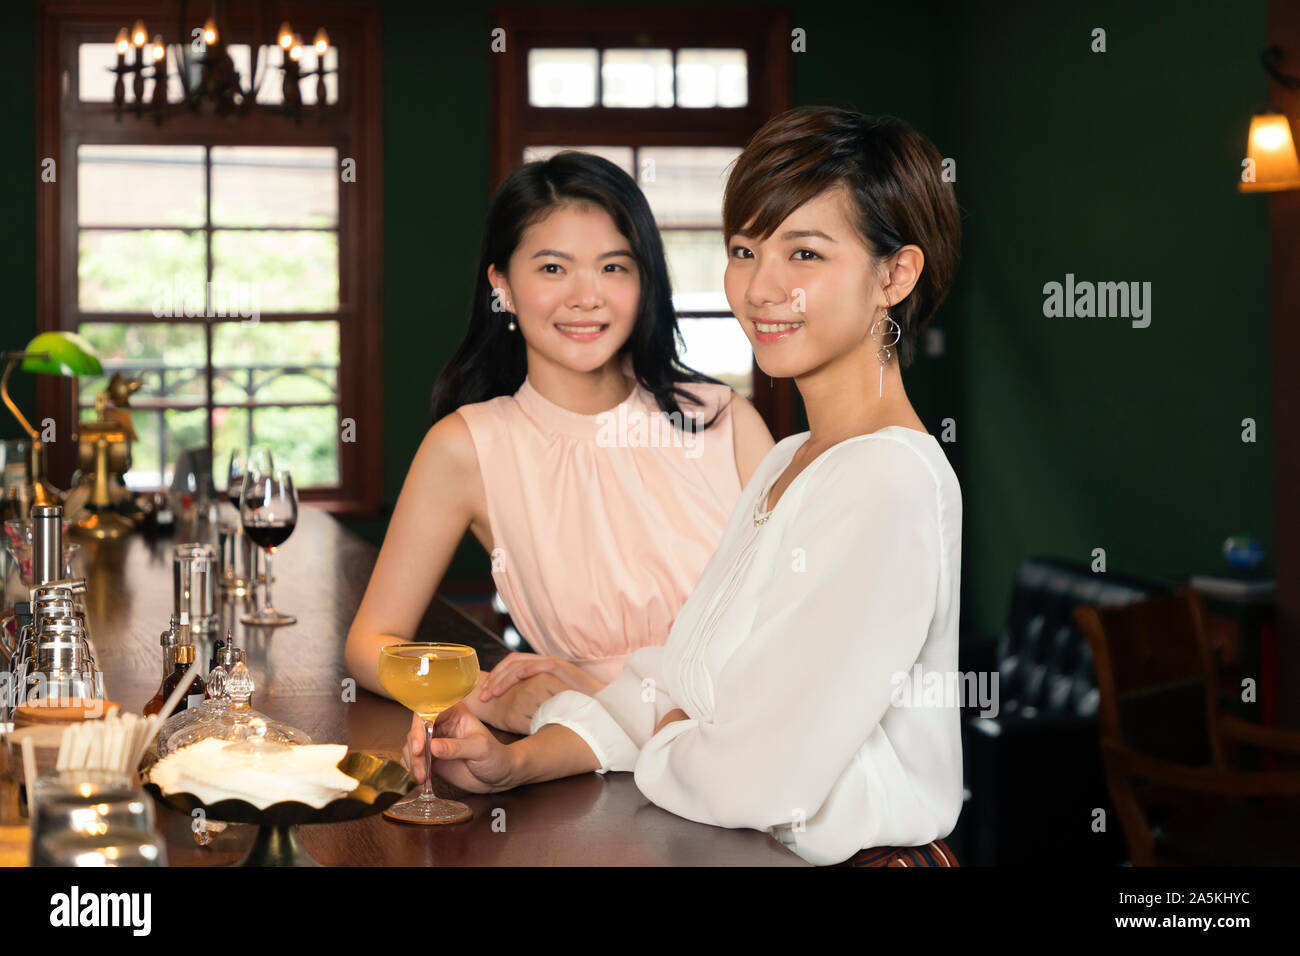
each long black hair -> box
[430,151,728,431]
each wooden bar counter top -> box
[1,505,804,866]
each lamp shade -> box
[20,331,103,376]
[1239,113,1300,192]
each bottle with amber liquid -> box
[161,643,207,713]
[143,615,181,716]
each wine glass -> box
[226,446,274,511]
[222,446,272,593]
[238,467,297,628]
[378,643,480,824]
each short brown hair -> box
[723,107,961,367]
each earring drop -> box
[507,315,516,331]
[870,312,901,398]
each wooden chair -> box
[1073,588,1300,865]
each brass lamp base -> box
[69,432,133,540]
[72,509,134,540]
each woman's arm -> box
[654,708,689,735]
[506,723,603,784]
[729,393,776,487]
[423,644,681,790]
[344,411,482,698]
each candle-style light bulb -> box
[115,28,129,55]
[202,18,217,46]
[152,35,165,62]
[277,21,294,49]
[313,28,329,55]
[289,35,303,62]
[131,20,147,47]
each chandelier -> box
[108,4,333,123]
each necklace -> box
[752,477,776,527]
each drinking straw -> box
[130,658,202,769]
[21,736,37,819]
[56,725,72,771]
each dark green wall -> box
[0,1,37,433]
[2,2,1275,648]
[340,1,491,571]
[938,0,1272,639]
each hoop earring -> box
[870,312,901,398]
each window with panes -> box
[37,4,383,513]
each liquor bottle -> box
[162,643,207,713]
[143,616,181,716]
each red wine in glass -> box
[239,467,297,628]
[243,519,295,550]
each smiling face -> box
[724,186,893,381]
[487,202,641,377]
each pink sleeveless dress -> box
[456,371,741,684]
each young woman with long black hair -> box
[345,151,773,735]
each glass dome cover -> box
[161,659,310,756]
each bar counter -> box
[2,505,804,866]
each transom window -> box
[527,48,747,109]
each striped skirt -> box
[834,838,959,867]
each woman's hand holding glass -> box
[380,642,480,823]
[402,704,517,794]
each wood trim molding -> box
[1268,0,1300,730]
[34,1,384,517]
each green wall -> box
[938,0,1272,639]
[0,0,37,433]
[2,1,1275,649]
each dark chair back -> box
[1077,589,1222,770]
[995,557,1174,719]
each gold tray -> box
[143,750,414,866]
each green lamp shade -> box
[21,331,103,376]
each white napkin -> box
[149,739,358,809]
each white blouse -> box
[529,426,964,866]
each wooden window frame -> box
[1267,0,1300,726]
[490,4,797,438]
[36,1,384,516]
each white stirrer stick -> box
[21,736,38,818]
[130,657,202,770]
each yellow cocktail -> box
[379,645,479,721]
[378,643,479,824]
